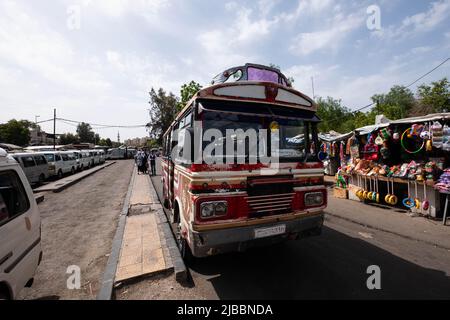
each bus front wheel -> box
[176,222,194,263]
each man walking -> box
[148,150,156,176]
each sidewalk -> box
[33,161,115,193]
[115,170,174,283]
[326,193,450,250]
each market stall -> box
[333,113,450,220]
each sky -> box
[0,0,449,141]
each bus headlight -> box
[200,202,215,218]
[200,201,228,218]
[305,192,324,206]
[214,201,228,216]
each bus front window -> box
[201,109,317,163]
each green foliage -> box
[177,81,202,111]
[146,138,159,148]
[370,85,416,120]
[417,78,450,113]
[59,133,80,145]
[316,97,354,133]
[98,138,113,147]
[147,87,179,143]
[0,119,34,146]
[76,122,95,143]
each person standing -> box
[149,150,156,176]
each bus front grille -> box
[245,193,294,218]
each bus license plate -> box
[254,225,286,239]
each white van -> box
[60,152,77,175]
[91,150,100,166]
[98,150,106,164]
[11,153,49,185]
[38,151,75,179]
[80,150,93,169]
[0,148,42,299]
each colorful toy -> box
[401,127,425,154]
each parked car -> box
[11,153,49,185]
[37,151,75,179]
[0,148,42,299]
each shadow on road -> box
[151,161,450,299]
[188,227,450,299]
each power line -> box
[56,117,147,128]
[325,56,450,124]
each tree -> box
[98,138,113,147]
[316,97,354,133]
[147,88,179,144]
[0,119,34,146]
[76,122,95,143]
[416,78,450,114]
[59,133,80,145]
[370,85,416,120]
[177,81,202,111]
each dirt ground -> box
[19,160,134,300]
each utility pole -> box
[35,115,40,124]
[311,77,316,100]
[53,108,56,150]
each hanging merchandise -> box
[379,127,391,140]
[380,141,390,160]
[392,126,401,141]
[363,134,379,161]
[339,141,345,164]
[375,135,384,146]
[350,137,360,159]
[431,121,443,148]
[442,124,450,151]
[401,126,425,154]
[422,182,430,214]
[403,181,415,209]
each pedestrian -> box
[143,151,148,174]
[149,150,156,176]
[136,150,144,174]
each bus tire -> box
[57,170,63,179]
[38,174,45,185]
[71,167,75,175]
[176,221,194,264]
[163,198,170,209]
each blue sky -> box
[0,0,449,140]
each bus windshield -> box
[199,101,318,163]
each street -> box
[19,160,134,300]
[5,157,448,300]
[117,159,450,299]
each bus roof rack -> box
[211,63,292,87]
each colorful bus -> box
[161,63,326,259]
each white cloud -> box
[373,0,450,40]
[289,13,364,56]
[86,0,170,18]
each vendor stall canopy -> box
[320,112,450,139]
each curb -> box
[148,175,188,284]
[53,162,116,193]
[326,212,450,251]
[97,165,136,300]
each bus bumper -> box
[189,212,324,258]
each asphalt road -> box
[19,160,134,300]
[151,159,450,299]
